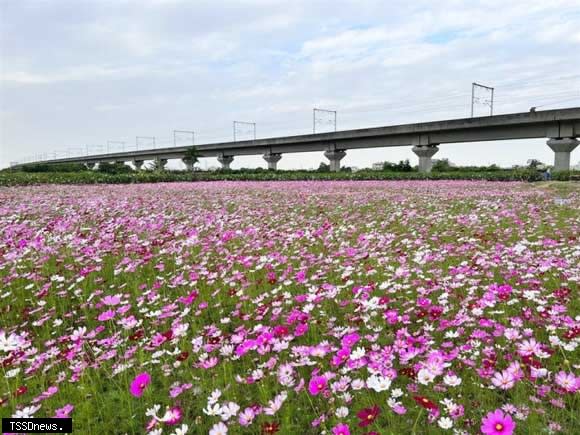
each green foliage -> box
[432,158,453,172]
[16,162,88,173]
[382,159,413,172]
[97,162,134,174]
[1,167,574,186]
[145,159,168,172]
[182,146,199,165]
[527,159,544,169]
[317,162,330,172]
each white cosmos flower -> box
[350,347,366,360]
[203,403,222,416]
[443,374,462,387]
[417,368,436,385]
[438,417,453,429]
[220,402,240,421]
[530,367,548,378]
[209,422,228,435]
[208,389,222,404]
[335,406,348,418]
[264,392,287,415]
[0,331,21,352]
[366,374,391,392]
[146,404,161,417]
[220,344,234,356]
[171,424,189,435]
[5,368,20,378]
[390,388,404,398]
[12,405,41,418]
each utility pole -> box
[471,83,494,117]
[107,141,125,153]
[313,108,337,133]
[136,136,156,151]
[173,130,195,147]
[233,121,256,142]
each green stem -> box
[412,409,424,435]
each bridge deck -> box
[15,107,580,165]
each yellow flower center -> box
[495,423,504,431]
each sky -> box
[1,0,580,170]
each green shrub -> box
[97,162,134,174]
[18,163,88,173]
[1,168,578,186]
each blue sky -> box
[1,0,580,169]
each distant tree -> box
[432,158,452,172]
[21,163,87,173]
[382,159,413,172]
[97,162,133,174]
[318,162,330,172]
[395,159,412,172]
[382,161,397,171]
[145,160,167,172]
[526,159,543,169]
[182,146,199,170]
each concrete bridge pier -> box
[547,138,578,171]
[133,160,144,170]
[324,149,346,172]
[263,152,282,170]
[412,145,439,173]
[217,154,234,169]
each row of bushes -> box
[16,162,134,174]
[1,169,578,186]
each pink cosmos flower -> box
[481,409,516,435]
[102,295,121,306]
[54,404,74,418]
[555,371,579,393]
[160,406,182,425]
[239,407,256,426]
[341,333,360,348]
[97,310,115,321]
[295,270,307,283]
[129,372,151,397]
[332,423,350,435]
[294,323,308,336]
[169,383,192,398]
[491,370,515,390]
[517,338,540,356]
[392,404,407,415]
[308,375,327,395]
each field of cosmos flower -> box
[0,180,578,435]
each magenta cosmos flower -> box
[481,409,516,435]
[332,423,350,435]
[130,372,151,397]
[308,375,327,395]
[357,405,380,427]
